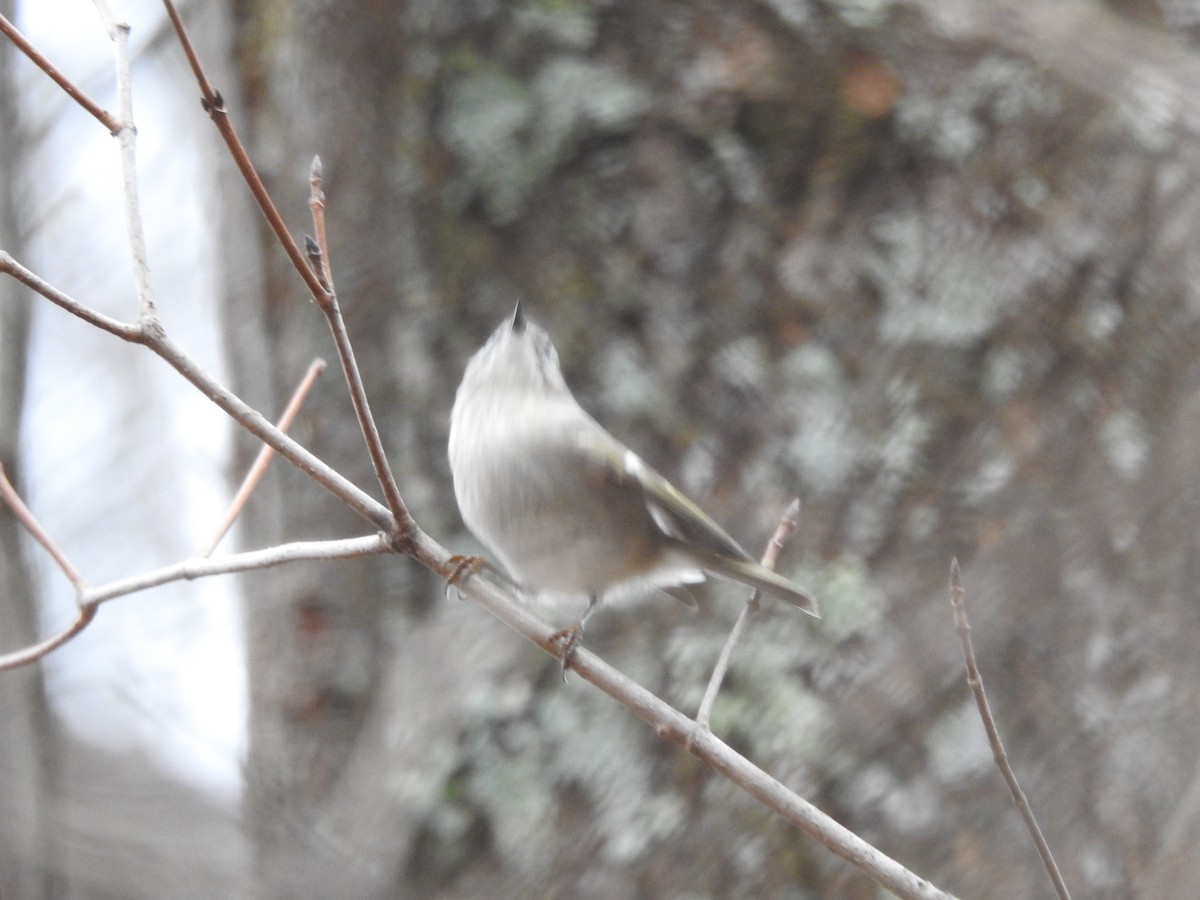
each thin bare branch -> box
[304,156,412,535]
[309,155,332,289]
[201,358,328,556]
[696,498,801,728]
[314,278,413,537]
[145,327,394,532]
[87,534,390,605]
[949,559,1071,900]
[0,11,122,134]
[0,251,393,534]
[160,0,330,303]
[0,535,390,672]
[304,236,330,293]
[93,0,157,322]
[0,463,89,592]
[0,251,140,340]
[0,606,98,672]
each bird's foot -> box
[444,554,486,600]
[550,621,585,682]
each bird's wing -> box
[576,424,753,562]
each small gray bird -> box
[448,306,819,668]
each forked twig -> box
[200,359,328,557]
[0,251,392,532]
[949,558,1071,900]
[696,498,801,729]
[158,0,327,303]
[303,159,411,535]
[161,0,412,536]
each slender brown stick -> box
[0,464,88,593]
[160,0,328,303]
[200,359,328,557]
[696,498,801,729]
[0,607,99,671]
[147,326,393,531]
[0,12,122,134]
[949,559,1071,900]
[304,165,412,536]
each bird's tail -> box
[680,545,820,617]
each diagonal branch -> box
[949,559,1070,900]
[304,163,412,535]
[0,11,122,134]
[0,251,140,340]
[162,0,412,537]
[421,526,956,900]
[696,498,801,728]
[200,358,328,557]
[0,463,88,593]
[160,0,329,303]
[1,251,392,533]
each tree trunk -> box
[225,1,1200,896]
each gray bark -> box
[222,0,1200,896]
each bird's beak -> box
[509,301,525,335]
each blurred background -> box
[3,0,1200,897]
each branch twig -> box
[161,0,413,537]
[696,498,801,728]
[304,160,412,536]
[85,534,390,606]
[0,534,391,671]
[0,12,122,134]
[93,0,157,322]
[0,464,88,592]
[1,251,391,532]
[0,251,140,340]
[0,607,99,671]
[949,558,1071,900]
[200,358,327,556]
[160,0,329,303]
[308,156,333,289]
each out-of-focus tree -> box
[222,0,1200,897]
[0,3,57,896]
[7,0,1200,897]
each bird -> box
[448,305,819,672]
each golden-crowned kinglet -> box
[448,307,819,664]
